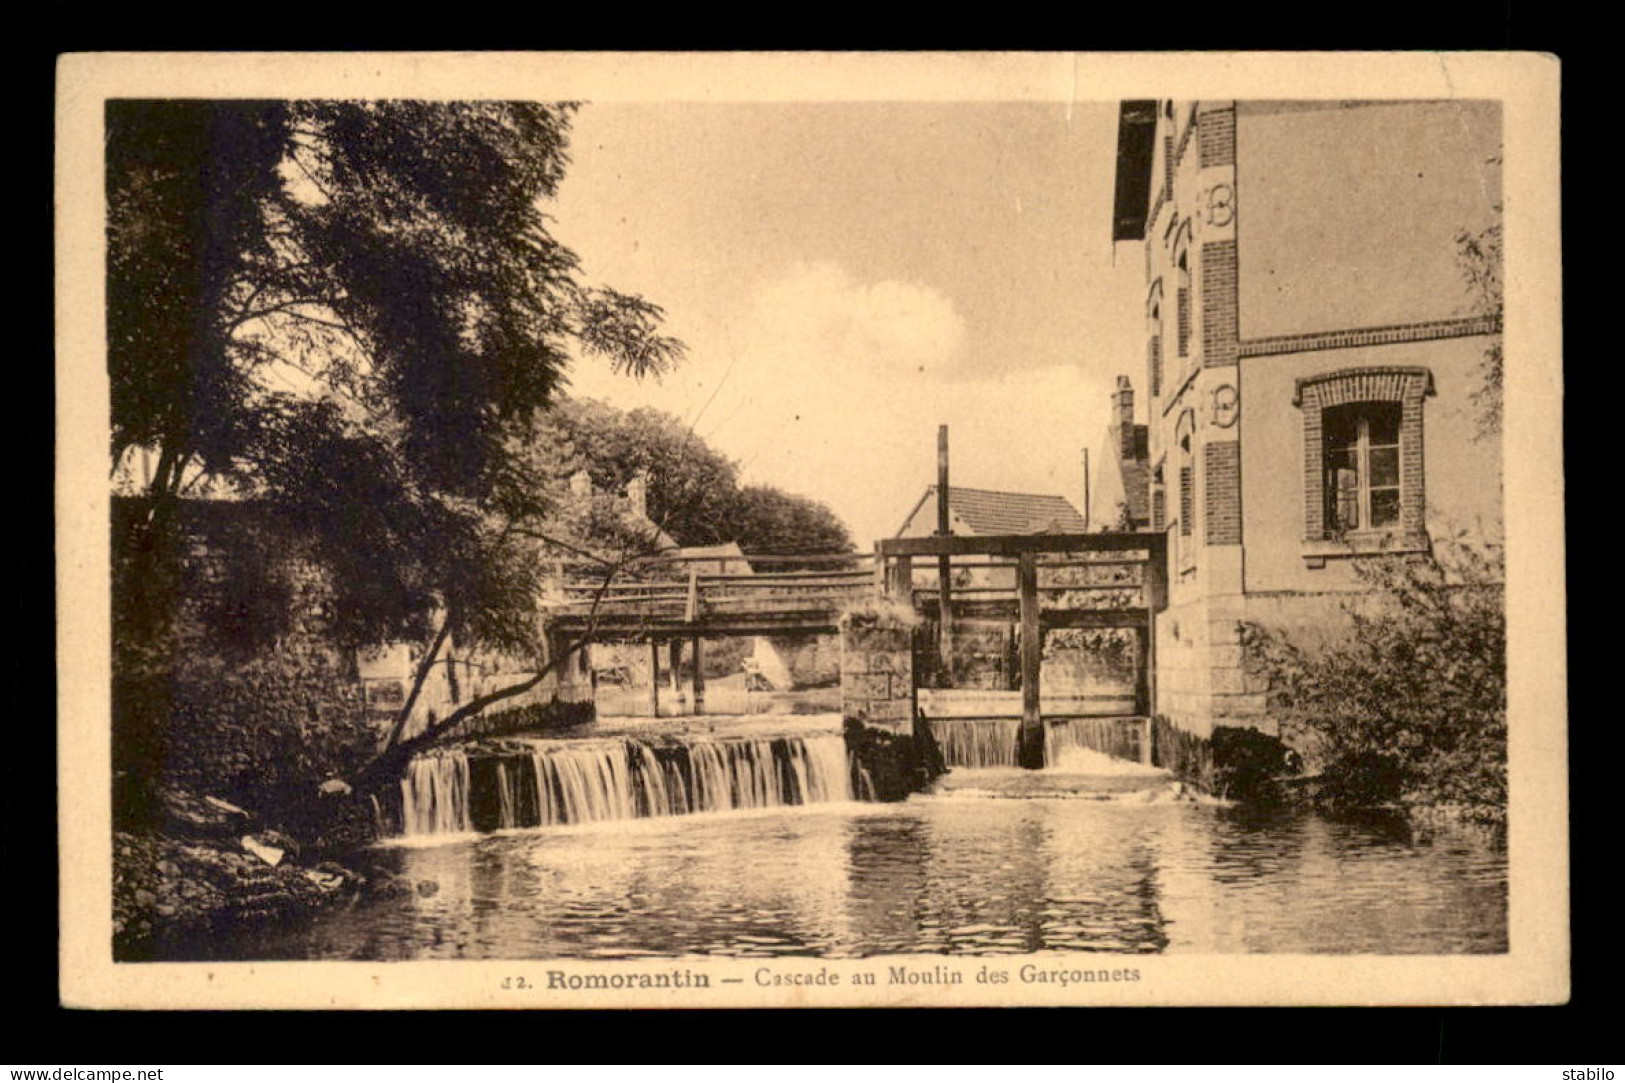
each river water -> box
[225,766,1506,960]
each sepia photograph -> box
[55,52,1566,1008]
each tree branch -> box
[353,563,624,795]
[379,615,454,753]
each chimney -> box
[626,472,649,520]
[1115,375,1136,460]
[569,469,592,498]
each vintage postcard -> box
[56,51,1566,1008]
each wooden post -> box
[691,634,705,715]
[1142,538,1166,766]
[888,555,914,602]
[872,542,885,594]
[1017,552,1044,769]
[685,567,700,623]
[669,639,686,713]
[648,639,661,717]
[936,425,954,678]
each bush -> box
[1210,725,1300,804]
[1238,537,1506,823]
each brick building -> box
[1110,99,1503,737]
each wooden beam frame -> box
[1018,553,1044,769]
[880,531,1165,559]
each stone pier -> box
[838,610,915,733]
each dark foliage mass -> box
[107,99,692,811]
[1209,726,1300,804]
[108,99,684,662]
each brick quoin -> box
[1198,107,1236,169]
[1201,240,1238,368]
[1204,441,1241,545]
[1175,108,1198,170]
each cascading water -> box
[400,751,473,836]
[399,733,855,837]
[1045,718,1143,766]
[926,719,1021,767]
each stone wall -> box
[839,611,916,734]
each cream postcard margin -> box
[56,51,1566,1009]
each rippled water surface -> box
[228,784,1506,959]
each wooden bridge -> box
[541,532,1167,763]
[544,552,878,639]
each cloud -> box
[744,261,967,377]
[565,260,1119,547]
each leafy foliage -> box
[530,395,854,558]
[1238,538,1507,822]
[1456,202,1504,440]
[528,396,740,547]
[108,100,684,663]
[728,484,855,564]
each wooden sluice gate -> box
[877,531,1168,770]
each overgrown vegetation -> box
[108,100,691,803]
[1239,538,1506,823]
[1456,192,1503,440]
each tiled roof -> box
[922,485,1090,536]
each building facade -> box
[1112,99,1504,738]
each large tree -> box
[531,396,854,559]
[726,483,854,563]
[108,100,683,774]
[531,396,741,547]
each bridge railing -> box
[547,550,878,623]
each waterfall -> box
[400,751,473,836]
[399,733,855,837]
[927,719,1021,767]
[1045,718,1143,766]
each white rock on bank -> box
[241,835,285,867]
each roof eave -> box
[1113,100,1158,242]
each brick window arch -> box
[1293,367,1434,548]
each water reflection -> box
[215,795,1506,961]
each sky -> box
[548,102,1144,547]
